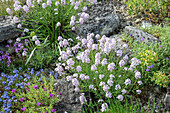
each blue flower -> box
[0,98,2,102]
[1,72,6,77]
[14,73,18,78]
[3,100,7,103]
[24,73,28,77]
[13,69,19,73]
[30,68,34,75]
[36,72,40,76]
[12,96,16,99]
[39,77,42,81]
[20,76,23,80]
[27,75,31,79]
[0,77,2,80]
[3,104,6,108]
[2,81,6,85]
[8,81,13,86]
[8,99,12,103]
[14,99,17,103]
[19,67,22,70]
[15,83,19,86]
[6,87,11,90]
[40,69,44,72]
[24,78,27,81]
[49,71,53,75]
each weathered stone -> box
[124,26,160,44]
[75,1,124,38]
[164,84,170,112]
[53,78,83,113]
[0,16,21,42]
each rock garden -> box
[0,0,170,113]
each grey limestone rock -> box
[53,78,83,113]
[75,1,124,38]
[0,16,21,42]
[164,84,170,112]
[124,26,160,44]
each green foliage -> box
[0,0,26,16]
[9,74,59,112]
[123,0,169,24]
[82,95,159,113]
[120,24,170,87]
[56,33,144,111]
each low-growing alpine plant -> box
[0,68,59,113]
[55,33,144,112]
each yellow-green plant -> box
[138,50,158,67]
[151,71,170,88]
[123,0,169,24]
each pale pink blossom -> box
[108,63,115,71]
[99,74,104,80]
[115,84,121,90]
[80,74,85,80]
[91,65,97,71]
[103,85,109,92]
[121,89,127,95]
[124,79,131,85]
[23,5,29,13]
[79,93,87,104]
[117,95,123,101]
[101,58,107,66]
[136,90,142,94]
[6,8,13,15]
[106,92,112,98]
[101,103,109,112]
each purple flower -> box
[33,85,38,90]
[22,107,26,111]
[12,88,16,93]
[52,109,56,112]
[49,94,53,97]
[25,39,29,43]
[5,45,9,47]
[37,102,41,106]
[146,69,150,71]
[20,97,24,102]
[141,37,144,41]
[159,45,162,48]
[59,93,62,95]
[148,64,153,68]
[26,82,30,85]
[166,57,169,60]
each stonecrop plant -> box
[151,71,170,88]
[55,33,144,112]
[123,0,169,24]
